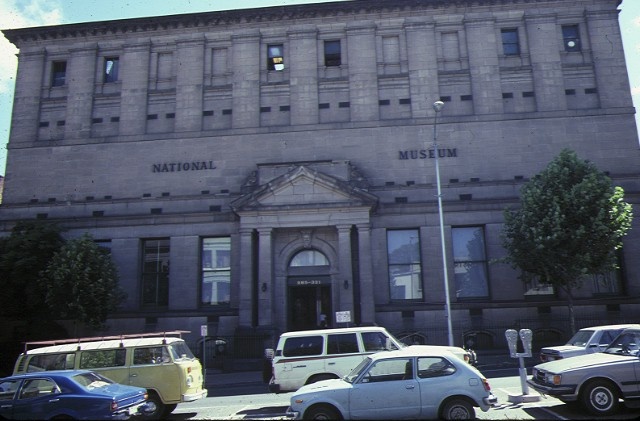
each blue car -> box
[0,370,149,420]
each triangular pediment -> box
[231,166,377,212]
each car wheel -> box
[440,398,476,420]
[141,392,166,419]
[581,379,620,415]
[304,404,342,420]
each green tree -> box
[501,149,633,333]
[0,221,65,323]
[43,233,126,331]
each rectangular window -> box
[562,25,581,52]
[327,333,358,354]
[590,250,623,295]
[387,229,422,300]
[51,61,66,87]
[104,57,119,83]
[452,226,489,299]
[501,29,520,56]
[142,239,170,307]
[324,40,341,67]
[267,44,284,71]
[79,349,126,369]
[202,237,231,306]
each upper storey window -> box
[104,57,119,83]
[51,61,66,87]
[324,40,341,67]
[267,44,284,71]
[562,25,581,52]
[501,29,520,56]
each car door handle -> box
[1,405,12,409]
[405,385,415,389]
[130,374,138,377]
[48,398,60,403]
[328,362,335,365]
[293,365,306,368]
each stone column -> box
[9,48,45,144]
[464,15,503,115]
[175,37,205,132]
[119,42,150,136]
[238,228,255,327]
[258,228,273,327]
[232,30,261,128]
[524,13,567,111]
[586,10,633,109]
[356,223,375,324]
[346,21,379,122]
[288,25,319,125]
[168,236,199,310]
[337,225,354,313]
[405,18,439,118]
[65,44,97,139]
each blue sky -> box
[1,0,639,176]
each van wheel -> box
[142,392,165,419]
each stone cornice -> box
[2,0,597,46]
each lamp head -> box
[433,100,445,112]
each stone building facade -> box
[1,0,639,351]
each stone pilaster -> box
[405,18,440,118]
[175,37,205,132]
[288,25,319,125]
[65,44,97,139]
[337,224,354,314]
[120,42,150,136]
[258,228,273,327]
[346,21,379,122]
[524,13,567,111]
[356,223,375,324]
[232,30,261,128]
[238,228,255,327]
[9,48,45,144]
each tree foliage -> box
[43,233,126,329]
[502,149,633,331]
[0,221,65,321]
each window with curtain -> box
[201,237,231,305]
[142,239,169,307]
[387,229,422,300]
[452,227,489,299]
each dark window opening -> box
[562,25,581,52]
[324,40,341,67]
[267,44,284,71]
[501,29,520,56]
[52,61,67,87]
[104,57,119,83]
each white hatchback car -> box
[539,324,639,362]
[287,347,497,420]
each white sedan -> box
[287,347,497,420]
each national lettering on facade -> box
[152,161,217,173]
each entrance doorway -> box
[288,283,332,331]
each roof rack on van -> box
[22,330,191,353]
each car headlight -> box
[545,372,562,385]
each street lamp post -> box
[432,100,454,347]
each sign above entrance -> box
[152,160,217,173]
[398,148,458,160]
[288,278,331,286]
[336,311,351,323]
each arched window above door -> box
[290,249,329,267]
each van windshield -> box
[168,341,196,361]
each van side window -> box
[283,336,323,357]
[134,347,171,365]
[26,353,75,372]
[327,333,359,354]
[362,332,389,351]
[80,349,126,369]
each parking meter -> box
[505,329,519,357]
[505,328,533,396]
[520,329,533,357]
